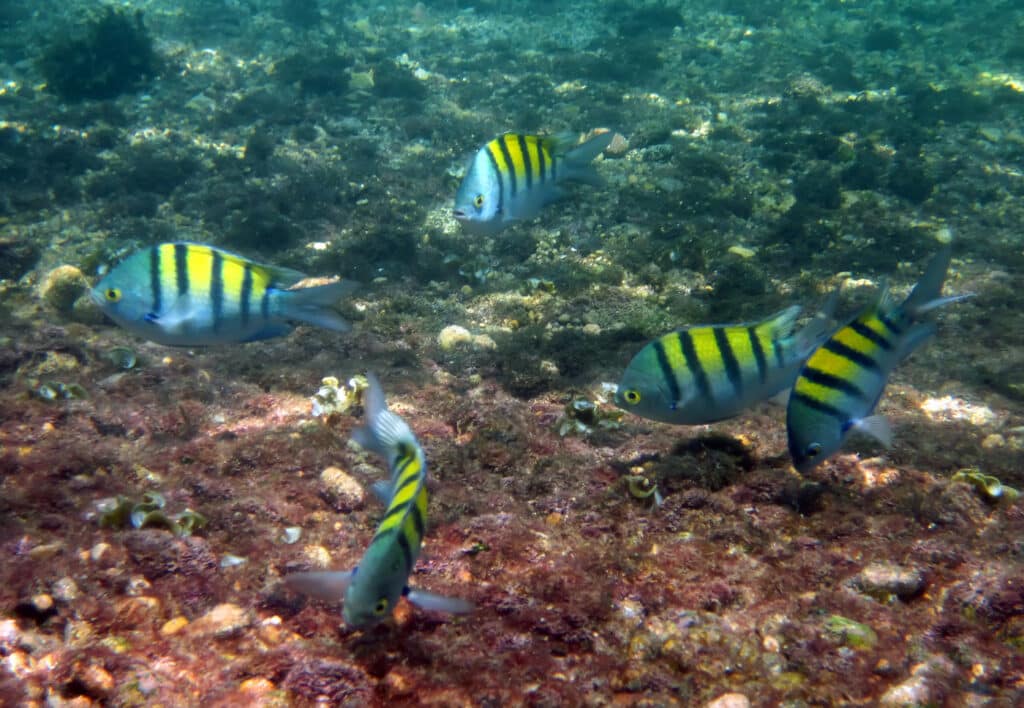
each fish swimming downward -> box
[787,247,971,473]
[92,242,356,346]
[453,130,614,236]
[615,298,836,425]
[286,373,472,628]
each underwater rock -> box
[438,325,473,350]
[853,562,927,601]
[38,265,89,313]
[189,603,253,639]
[319,466,365,513]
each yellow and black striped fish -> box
[616,302,833,425]
[787,247,970,472]
[453,131,613,235]
[91,242,355,346]
[285,374,472,627]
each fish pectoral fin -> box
[284,569,355,602]
[369,480,393,505]
[156,294,197,331]
[767,389,791,407]
[851,415,893,448]
[404,587,474,615]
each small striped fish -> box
[91,242,355,346]
[615,301,834,425]
[787,247,970,473]
[286,373,472,627]
[453,131,613,236]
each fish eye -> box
[622,389,641,405]
[805,443,822,457]
[373,598,389,615]
[104,288,122,303]
[473,194,485,208]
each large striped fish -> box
[286,373,472,627]
[453,131,614,236]
[91,242,355,346]
[614,300,835,425]
[787,247,971,473]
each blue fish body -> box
[453,131,613,236]
[91,242,355,346]
[286,374,472,627]
[787,247,971,472]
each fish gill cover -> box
[0,0,1023,705]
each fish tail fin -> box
[901,246,974,317]
[285,570,354,602]
[351,373,417,460]
[559,130,615,186]
[275,279,358,332]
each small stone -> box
[438,324,473,350]
[823,614,877,650]
[471,333,497,350]
[0,619,21,648]
[302,544,332,568]
[31,594,54,612]
[705,693,751,708]
[879,673,931,705]
[582,323,601,336]
[727,245,756,259]
[855,562,927,600]
[90,542,111,563]
[320,466,365,512]
[160,616,189,636]
[78,663,114,697]
[539,360,559,376]
[28,541,63,560]
[38,264,89,313]
[191,603,253,639]
[52,577,79,603]
[981,433,1005,449]
[239,677,276,695]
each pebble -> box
[190,603,253,639]
[160,616,189,636]
[31,593,54,612]
[854,562,926,600]
[705,693,751,708]
[320,466,365,512]
[77,663,114,697]
[52,577,80,603]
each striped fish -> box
[787,247,971,473]
[286,373,472,627]
[615,300,835,425]
[453,131,614,236]
[91,242,355,346]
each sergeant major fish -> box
[615,299,835,425]
[91,242,356,346]
[787,247,971,473]
[453,131,614,236]
[286,373,472,627]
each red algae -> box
[0,307,1022,707]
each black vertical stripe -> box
[678,331,713,402]
[174,243,189,297]
[409,501,425,541]
[497,136,518,197]
[849,320,893,351]
[484,144,505,215]
[791,390,851,427]
[714,328,743,396]
[747,326,767,383]
[260,288,271,322]
[537,141,548,184]
[801,366,867,400]
[653,338,682,407]
[210,249,224,333]
[877,313,904,337]
[396,532,414,574]
[240,263,253,327]
[823,338,882,372]
[518,134,533,191]
[149,246,162,313]
[773,339,785,368]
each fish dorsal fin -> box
[175,242,307,288]
[761,305,802,342]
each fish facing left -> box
[91,242,357,346]
[285,373,473,628]
[453,130,614,236]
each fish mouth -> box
[452,209,468,221]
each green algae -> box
[951,469,1020,504]
[823,615,878,650]
[99,492,207,537]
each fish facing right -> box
[453,130,614,236]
